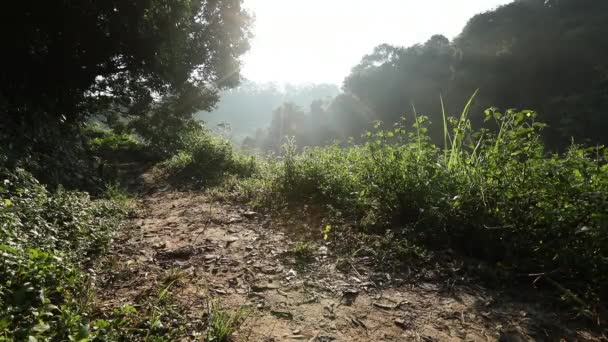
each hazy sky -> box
[241,0,513,85]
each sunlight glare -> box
[242,0,514,85]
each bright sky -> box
[241,0,513,85]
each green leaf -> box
[0,245,20,254]
[3,198,12,207]
[514,112,525,125]
[32,321,50,333]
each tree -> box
[0,0,252,186]
[344,35,457,143]
[342,0,608,149]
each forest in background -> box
[223,0,608,153]
[195,82,339,142]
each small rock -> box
[243,210,257,219]
[499,327,528,342]
[251,282,281,292]
[340,288,360,305]
[373,302,396,310]
[262,266,278,274]
[224,236,239,247]
[394,318,408,329]
[152,241,167,249]
[270,310,293,320]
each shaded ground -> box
[96,171,604,341]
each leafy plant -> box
[206,301,249,342]
[293,241,316,262]
[0,167,128,340]
[160,125,256,186]
[236,106,608,310]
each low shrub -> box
[84,124,150,163]
[0,167,128,340]
[161,126,256,186]
[248,108,608,307]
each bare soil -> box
[96,171,605,341]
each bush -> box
[250,109,608,306]
[84,124,150,163]
[161,126,256,186]
[0,123,102,191]
[0,167,128,340]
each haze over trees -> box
[195,81,339,141]
[244,0,608,152]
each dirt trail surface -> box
[97,177,602,341]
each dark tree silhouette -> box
[1,0,252,185]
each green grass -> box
[207,301,249,342]
[218,106,608,313]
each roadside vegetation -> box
[198,103,608,319]
[0,167,129,340]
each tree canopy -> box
[0,0,252,185]
[341,0,608,150]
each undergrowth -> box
[0,167,129,340]
[63,100,607,324]
[0,167,206,341]
[84,124,152,165]
[160,125,256,186]
[206,301,249,342]
[216,104,608,316]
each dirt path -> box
[96,184,602,341]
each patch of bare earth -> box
[96,185,604,341]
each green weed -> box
[206,301,249,342]
[293,241,316,261]
[236,106,608,309]
[160,126,256,186]
[0,167,128,340]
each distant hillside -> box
[195,81,340,142]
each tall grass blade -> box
[440,94,451,162]
[411,102,422,160]
[448,89,479,170]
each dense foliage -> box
[230,108,608,311]
[161,124,256,186]
[242,94,372,152]
[84,125,150,163]
[1,0,251,187]
[0,168,127,340]
[196,81,340,142]
[344,0,608,150]
[245,0,608,153]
